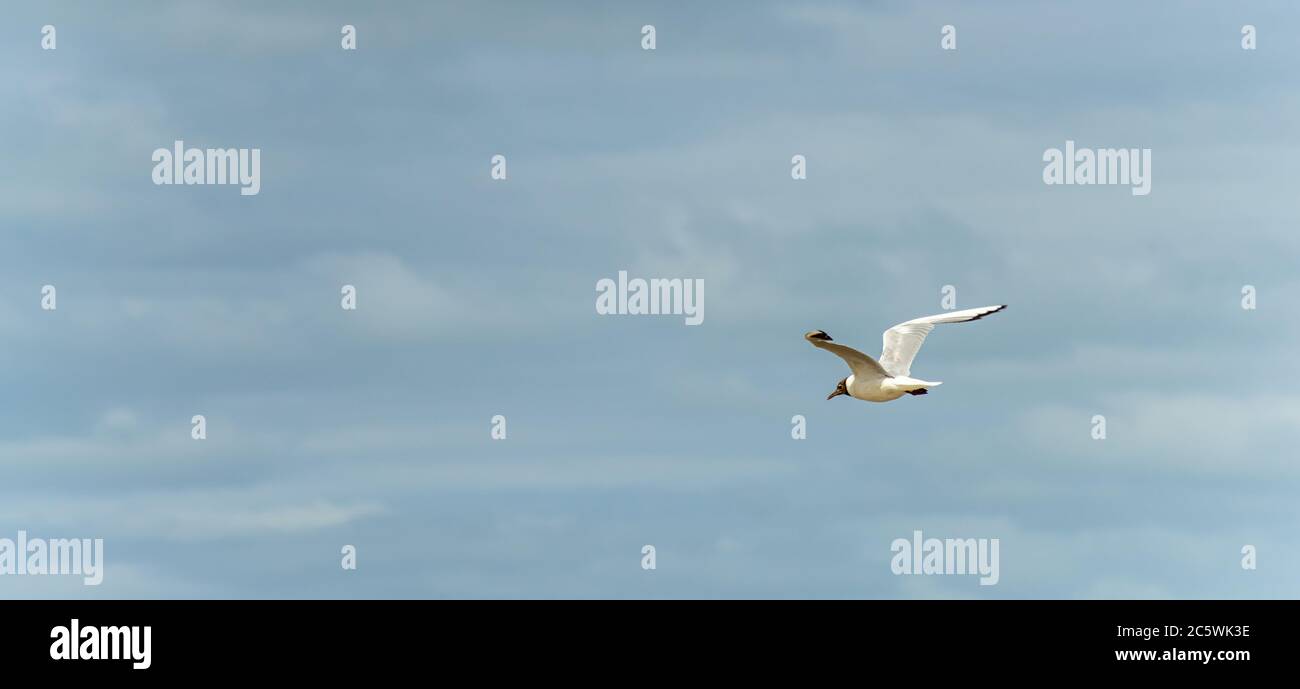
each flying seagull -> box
[805,305,1006,403]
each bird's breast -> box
[849,376,906,402]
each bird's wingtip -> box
[804,330,833,342]
[966,304,1007,322]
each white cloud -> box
[1019,392,1300,475]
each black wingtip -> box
[967,305,1007,322]
[805,330,833,341]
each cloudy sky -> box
[2,1,1298,598]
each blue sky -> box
[2,1,1298,598]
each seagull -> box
[805,305,1006,403]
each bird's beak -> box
[827,388,846,400]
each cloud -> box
[0,490,383,542]
[1019,392,1300,476]
[2,0,1298,598]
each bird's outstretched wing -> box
[804,330,889,379]
[878,305,1006,377]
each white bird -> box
[805,305,1006,402]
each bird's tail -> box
[893,376,941,391]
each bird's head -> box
[827,377,849,400]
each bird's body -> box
[805,305,1005,403]
[842,372,939,402]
